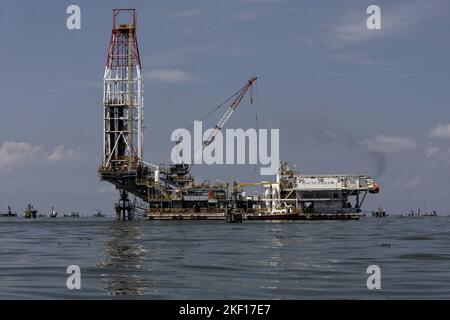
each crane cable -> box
[254,80,259,174]
[175,84,251,143]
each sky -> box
[0,0,450,215]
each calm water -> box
[1,216,450,299]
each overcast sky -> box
[1,0,450,215]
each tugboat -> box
[24,204,38,219]
[0,206,17,217]
[50,206,58,218]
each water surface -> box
[1,216,449,299]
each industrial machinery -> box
[99,9,258,220]
[99,9,380,221]
[232,161,380,219]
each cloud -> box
[424,146,450,167]
[0,142,45,172]
[430,123,450,139]
[360,134,416,153]
[48,145,86,162]
[145,70,195,83]
[0,142,85,172]
[425,144,440,159]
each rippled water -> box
[1,216,450,299]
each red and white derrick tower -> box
[102,9,143,171]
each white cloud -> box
[361,134,416,153]
[0,142,45,172]
[425,144,440,159]
[48,145,86,162]
[145,70,195,83]
[430,123,450,139]
[424,145,450,167]
[0,142,85,172]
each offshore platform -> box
[99,9,380,221]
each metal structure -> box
[191,76,257,167]
[99,9,144,220]
[231,161,380,220]
[98,9,380,221]
[102,9,143,172]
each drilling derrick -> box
[100,9,143,220]
[103,9,143,172]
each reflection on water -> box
[98,222,148,296]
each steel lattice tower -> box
[102,9,143,171]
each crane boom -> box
[192,76,257,165]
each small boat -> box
[247,208,299,220]
[94,209,105,218]
[372,207,386,217]
[423,210,437,217]
[63,212,80,218]
[0,206,17,217]
[50,206,58,218]
[24,204,38,219]
[70,211,80,218]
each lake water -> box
[1,216,449,299]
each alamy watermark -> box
[366,265,381,290]
[66,265,81,290]
[171,121,280,176]
[367,5,382,30]
[66,5,81,30]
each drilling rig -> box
[99,9,258,220]
[99,9,379,221]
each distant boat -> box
[0,206,17,217]
[372,207,386,217]
[423,210,437,217]
[94,210,105,218]
[70,211,80,218]
[50,206,58,218]
[63,211,80,218]
[406,209,432,217]
[24,204,37,219]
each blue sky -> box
[1,0,450,214]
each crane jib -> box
[188,76,257,172]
